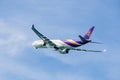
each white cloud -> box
[0,19,31,56]
[0,59,50,80]
[0,57,94,80]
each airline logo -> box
[86,31,91,37]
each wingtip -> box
[92,26,95,29]
[32,24,34,29]
[102,49,107,52]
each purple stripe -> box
[75,40,82,44]
[63,40,81,47]
[64,42,80,47]
[84,35,89,39]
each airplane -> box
[32,24,106,54]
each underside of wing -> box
[72,48,106,52]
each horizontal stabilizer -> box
[90,41,103,44]
[79,35,87,42]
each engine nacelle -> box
[58,49,69,54]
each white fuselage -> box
[32,39,77,49]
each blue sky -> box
[0,0,120,80]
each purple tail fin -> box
[84,26,95,39]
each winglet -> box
[84,26,95,39]
[31,24,42,39]
[32,24,34,29]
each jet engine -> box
[58,49,69,54]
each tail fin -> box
[84,26,95,39]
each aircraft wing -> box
[32,24,58,48]
[72,48,106,52]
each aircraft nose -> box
[32,41,36,46]
[32,41,39,49]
